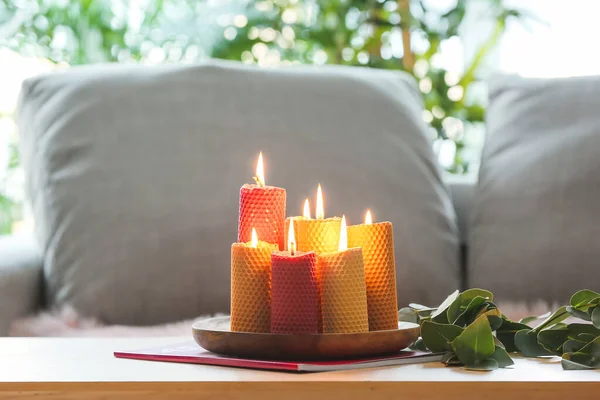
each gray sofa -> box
[2,61,598,336]
[0,177,474,336]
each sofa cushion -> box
[0,234,43,335]
[470,74,600,303]
[17,60,459,325]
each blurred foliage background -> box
[0,0,526,234]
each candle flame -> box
[303,199,311,219]
[255,152,265,187]
[338,215,347,252]
[251,228,258,248]
[316,184,324,219]
[365,209,373,225]
[288,221,296,255]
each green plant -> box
[400,289,600,371]
[0,130,21,234]
[3,1,528,170]
[211,0,528,174]
[0,0,529,233]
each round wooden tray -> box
[192,317,419,360]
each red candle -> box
[271,222,320,334]
[238,152,286,250]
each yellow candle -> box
[348,210,398,331]
[318,216,369,333]
[284,186,341,254]
[230,228,278,333]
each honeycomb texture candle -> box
[348,221,398,331]
[284,217,341,254]
[238,184,286,250]
[230,240,278,333]
[318,247,369,333]
[271,251,320,334]
[283,217,303,247]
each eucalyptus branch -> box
[399,289,600,371]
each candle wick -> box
[253,176,264,187]
[290,241,296,256]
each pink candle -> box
[237,152,286,250]
[270,222,320,334]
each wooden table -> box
[1,337,598,399]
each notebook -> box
[114,341,442,372]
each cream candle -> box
[230,228,278,333]
[318,216,369,333]
[284,186,341,254]
[348,210,398,331]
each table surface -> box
[1,337,599,400]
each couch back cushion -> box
[18,61,459,325]
[470,74,600,303]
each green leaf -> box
[431,290,459,324]
[441,351,461,366]
[519,316,539,325]
[489,345,514,368]
[441,351,453,362]
[562,352,600,369]
[400,303,436,323]
[409,303,436,312]
[566,306,592,321]
[561,353,596,370]
[514,329,553,357]
[578,333,599,343]
[481,307,503,331]
[462,359,499,371]
[563,339,587,354]
[592,307,600,329]
[421,321,464,352]
[451,296,487,326]
[546,323,568,330]
[567,323,600,339]
[447,289,493,326]
[493,336,505,348]
[409,337,428,352]
[398,307,418,324]
[570,290,600,309]
[451,315,495,365]
[533,306,569,333]
[538,327,569,355]
[496,319,531,352]
[520,311,551,325]
[577,335,600,356]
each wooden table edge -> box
[1,381,599,400]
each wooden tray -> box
[192,317,419,360]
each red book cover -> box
[114,341,442,372]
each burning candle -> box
[284,185,341,254]
[238,152,286,250]
[284,198,310,250]
[348,210,398,331]
[230,228,278,333]
[270,222,320,334]
[318,216,369,333]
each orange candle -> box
[348,210,398,331]
[230,228,278,333]
[318,216,369,333]
[284,186,341,254]
[238,152,286,250]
